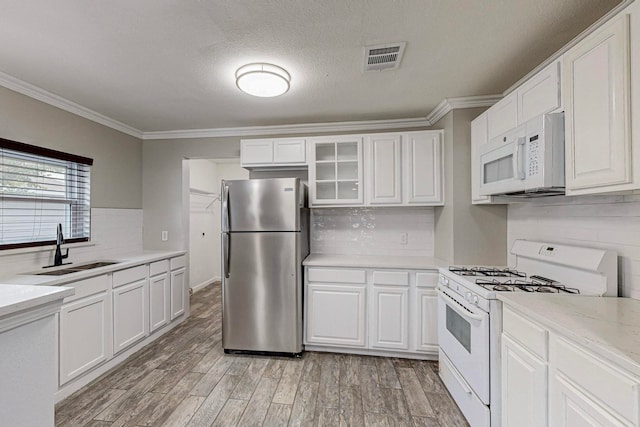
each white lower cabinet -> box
[170,267,186,320]
[113,279,149,354]
[501,334,548,427]
[502,305,640,427]
[307,283,366,347]
[415,288,438,353]
[305,266,438,356]
[149,273,170,332]
[59,291,111,385]
[371,286,409,350]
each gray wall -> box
[0,86,142,208]
[433,108,508,264]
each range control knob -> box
[472,295,479,305]
[464,292,472,302]
[440,276,449,287]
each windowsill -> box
[0,241,96,257]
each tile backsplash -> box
[311,207,434,256]
[508,194,640,299]
[0,208,143,280]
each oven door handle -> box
[437,289,485,323]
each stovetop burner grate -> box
[475,278,580,294]
[449,266,526,278]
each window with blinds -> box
[0,138,93,250]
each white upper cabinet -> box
[309,136,364,205]
[564,14,633,195]
[273,139,306,164]
[471,113,495,204]
[518,60,562,124]
[365,134,402,204]
[241,138,306,168]
[487,92,518,140]
[403,131,444,205]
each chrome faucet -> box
[54,223,69,266]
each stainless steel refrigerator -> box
[221,177,309,356]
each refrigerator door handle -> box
[223,232,231,278]
[222,182,230,232]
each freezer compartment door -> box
[222,178,301,232]
[222,232,302,353]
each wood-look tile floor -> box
[56,283,469,427]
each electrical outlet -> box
[400,232,408,245]
[161,230,168,241]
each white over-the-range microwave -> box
[479,113,565,197]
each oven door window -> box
[445,305,471,353]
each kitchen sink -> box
[33,261,121,276]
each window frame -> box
[0,137,93,250]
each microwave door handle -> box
[514,137,526,180]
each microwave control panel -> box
[528,134,540,176]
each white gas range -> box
[436,240,617,427]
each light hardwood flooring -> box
[56,283,469,426]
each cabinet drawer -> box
[307,268,366,284]
[503,307,548,360]
[416,272,438,287]
[63,275,109,304]
[551,334,640,423]
[150,260,169,277]
[372,271,409,286]
[113,265,147,288]
[170,255,186,270]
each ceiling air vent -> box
[363,42,406,72]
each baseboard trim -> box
[304,344,438,360]
[191,278,219,293]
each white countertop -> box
[303,253,449,270]
[0,284,74,319]
[498,293,640,377]
[0,250,186,287]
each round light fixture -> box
[235,63,290,97]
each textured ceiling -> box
[0,0,621,132]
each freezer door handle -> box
[223,232,231,278]
[222,182,230,232]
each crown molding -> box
[425,94,503,125]
[0,70,501,141]
[142,117,431,140]
[0,71,143,139]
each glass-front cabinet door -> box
[309,137,363,205]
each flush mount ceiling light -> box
[235,63,291,97]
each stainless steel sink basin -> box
[34,261,121,276]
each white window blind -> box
[0,138,92,250]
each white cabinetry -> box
[309,136,363,205]
[307,283,366,347]
[59,288,111,385]
[241,138,306,168]
[149,272,170,333]
[113,279,149,354]
[403,131,443,205]
[502,304,640,427]
[305,266,438,357]
[415,288,438,353]
[365,134,402,204]
[501,334,548,427]
[487,92,518,140]
[170,256,187,320]
[518,60,562,124]
[564,14,633,195]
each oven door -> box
[479,128,527,196]
[437,287,490,404]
